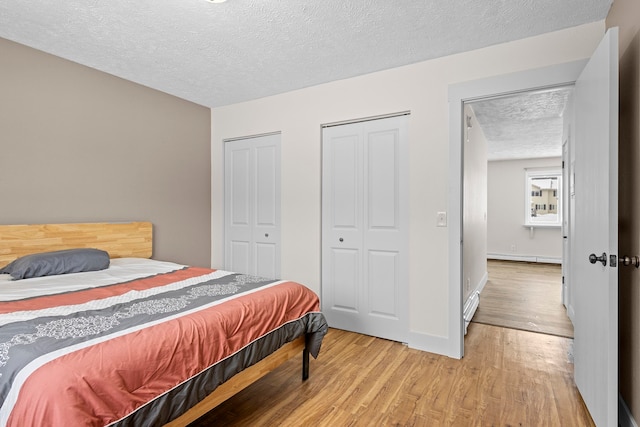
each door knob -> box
[589,252,607,266]
[621,255,640,268]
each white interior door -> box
[321,115,409,343]
[573,28,618,427]
[225,134,281,278]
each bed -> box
[0,222,327,426]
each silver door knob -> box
[589,252,607,266]
[621,255,640,268]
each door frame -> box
[447,60,587,358]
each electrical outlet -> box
[510,244,517,252]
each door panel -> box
[331,134,360,228]
[227,145,251,274]
[368,130,399,228]
[573,28,618,427]
[252,137,281,278]
[322,115,408,343]
[254,242,276,279]
[331,248,360,312]
[325,129,362,319]
[368,250,399,317]
[230,148,250,227]
[255,145,277,226]
[229,241,250,274]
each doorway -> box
[450,29,619,425]
[447,59,588,358]
[463,87,574,339]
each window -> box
[525,168,562,227]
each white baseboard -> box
[477,270,488,293]
[536,256,562,264]
[408,272,487,358]
[620,394,638,427]
[487,253,562,264]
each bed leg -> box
[302,347,310,381]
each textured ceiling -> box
[0,0,611,108]
[470,87,574,161]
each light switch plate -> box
[437,211,447,227]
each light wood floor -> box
[190,324,593,426]
[473,260,574,338]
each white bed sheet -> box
[0,258,186,301]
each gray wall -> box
[607,0,640,420]
[0,38,212,267]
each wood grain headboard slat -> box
[0,222,152,268]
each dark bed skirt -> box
[113,312,328,427]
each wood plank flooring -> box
[190,324,593,426]
[472,260,574,338]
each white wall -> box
[211,22,604,354]
[487,158,563,262]
[463,105,488,301]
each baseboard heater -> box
[463,290,480,335]
[487,253,561,264]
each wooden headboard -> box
[0,222,153,268]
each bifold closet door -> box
[224,134,281,279]
[322,115,408,343]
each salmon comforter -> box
[0,260,327,426]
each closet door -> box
[322,116,408,343]
[225,134,281,278]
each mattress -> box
[0,258,327,426]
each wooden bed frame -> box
[166,336,307,426]
[0,222,153,268]
[0,222,310,426]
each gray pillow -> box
[0,248,110,280]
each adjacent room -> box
[464,87,573,339]
[1,0,639,425]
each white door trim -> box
[321,111,411,128]
[447,60,587,358]
[223,131,281,143]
